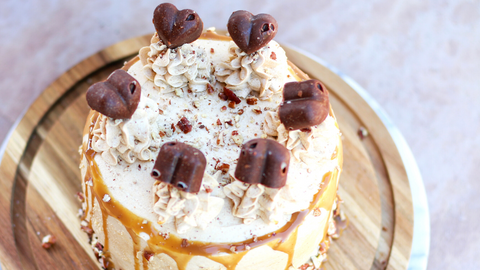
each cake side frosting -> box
[80,30,343,270]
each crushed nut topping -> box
[270,51,277,60]
[177,117,193,134]
[144,251,154,262]
[181,239,190,248]
[246,97,258,105]
[218,92,228,101]
[232,131,243,146]
[252,108,262,114]
[102,194,111,202]
[223,87,241,104]
[358,126,369,139]
[81,225,93,235]
[76,192,85,202]
[41,234,56,249]
[207,84,215,94]
[216,163,230,174]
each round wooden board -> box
[0,35,413,270]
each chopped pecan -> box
[223,88,241,104]
[76,192,85,202]
[246,97,258,105]
[270,51,277,60]
[218,92,228,101]
[81,225,94,235]
[207,84,215,94]
[144,251,154,262]
[252,108,262,114]
[216,163,230,174]
[41,235,56,249]
[177,117,192,134]
[181,239,190,248]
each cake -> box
[79,3,344,270]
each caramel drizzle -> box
[200,30,232,41]
[80,32,342,270]
[84,139,338,270]
[126,228,141,270]
[82,110,339,270]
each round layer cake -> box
[79,4,343,270]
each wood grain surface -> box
[0,35,413,270]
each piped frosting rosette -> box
[152,172,225,234]
[214,41,288,99]
[91,96,161,166]
[139,34,213,95]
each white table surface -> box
[1,1,479,269]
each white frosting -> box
[139,34,213,95]
[90,35,341,239]
[214,41,288,99]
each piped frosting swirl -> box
[214,40,288,99]
[91,96,160,166]
[139,34,213,96]
[152,172,225,234]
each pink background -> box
[1,1,479,269]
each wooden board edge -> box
[280,47,414,269]
[0,34,151,270]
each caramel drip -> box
[331,146,338,160]
[142,254,149,270]
[287,60,310,81]
[287,66,303,82]
[126,228,141,270]
[200,31,232,41]
[83,138,339,270]
[122,56,140,71]
[101,207,110,254]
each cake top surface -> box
[83,4,341,242]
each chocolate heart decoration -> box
[153,3,203,48]
[227,10,278,54]
[151,142,207,193]
[86,69,141,119]
[279,79,329,130]
[235,138,290,189]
